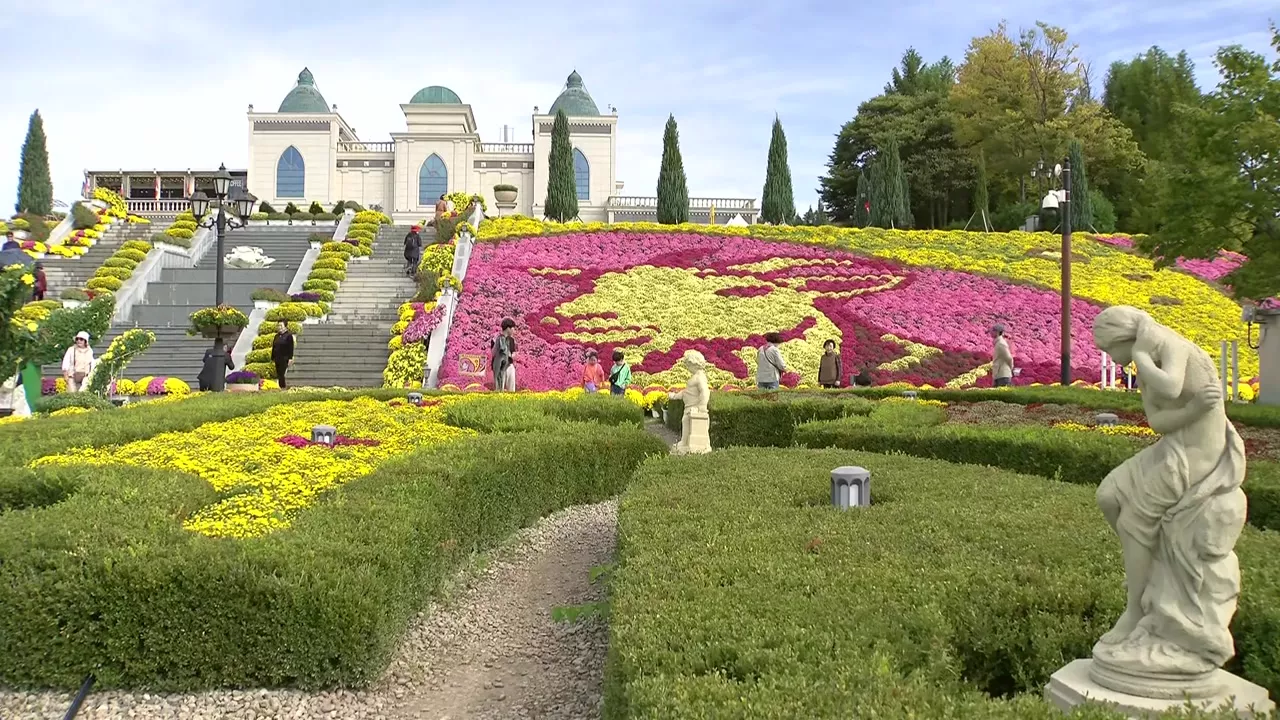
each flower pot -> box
[254,300,280,311]
[200,324,244,340]
[309,242,323,250]
[226,383,259,393]
[302,316,320,325]
[61,300,86,309]
[494,189,518,203]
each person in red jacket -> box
[32,262,47,301]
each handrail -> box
[114,226,210,322]
[45,214,75,246]
[337,141,394,153]
[605,195,757,211]
[477,142,533,154]
[125,199,190,216]
[425,202,485,388]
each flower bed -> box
[454,220,1255,391]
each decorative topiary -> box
[283,202,300,216]
[308,201,324,215]
[258,201,277,214]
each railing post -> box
[1232,339,1240,403]
[1220,341,1229,400]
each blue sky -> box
[0,0,1276,215]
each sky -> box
[0,0,1276,216]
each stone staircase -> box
[290,225,417,388]
[82,228,322,387]
[40,222,147,298]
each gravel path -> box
[0,501,620,720]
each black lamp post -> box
[188,164,256,392]
[1059,156,1072,386]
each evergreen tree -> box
[15,110,52,216]
[973,150,990,228]
[544,110,578,222]
[656,115,689,224]
[1067,139,1093,231]
[853,168,870,227]
[813,204,830,226]
[761,116,796,224]
[868,139,912,228]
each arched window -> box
[276,146,305,198]
[573,148,590,201]
[418,154,448,206]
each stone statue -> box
[1090,306,1247,699]
[670,350,711,455]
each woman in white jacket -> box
[61,331,95,392]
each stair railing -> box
[424,202,485,388]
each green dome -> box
[278,68,330,113]
[410,86,462,104]
[548,70,601,117]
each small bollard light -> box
[1095,412,1119,427]
[312,425,337,446]
[831,466,871,511]
[902,390,918,400]
[407,392,423,406]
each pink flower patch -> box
[275,435,382,448]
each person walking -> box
[403,225,422,278]
[32,262,47,301]
[991,323,1015,388]
[818,339,842,389]
[581,349,608,392]
[609,350,632,396]
[197,343,235,391]
[61,331,94,392]
[491,318,517,391]
[272,322,295,389]
[755,332,788,391]
[435,194,449,225]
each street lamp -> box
[1037,157,1074,386]
[187,163,256,392]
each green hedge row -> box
[0,391,666,690]
[663,392,875,447]
[445,393,645,433]
[794,402,1280,533]
[607,447,1280,718]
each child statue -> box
[670,349,711,455]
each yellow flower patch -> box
[34,397,474,539]
[1054,421,1157,438]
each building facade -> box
[87,68,758,224]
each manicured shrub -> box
[86,276,123,292]
[0,404,665,690]
[34,392,115,414]
[258,201,277,214]
[0,467,86,512]
[246,349,271,364]
[121,240,151,253]
[321,241,353,256]
[314,212,337,222]
[249,212,268,221]
[250,288,289,303]
[307,201,324,215]
[116,248,148,263]
[664,392,874,447]
[301,279,339,293]
[94,266,132,281]
[284,202,300,216]
[307,269,346,282]
[104,257,138,270]
[608,447,1280,716]
[293,212,314,223]
[70,202,99,230]
[268,212,290,221]
[311,258,345,271]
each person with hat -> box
[991,323,1015,387]
[403,225,423,278]
[61,331,95,392]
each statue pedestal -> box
[674,410,711,455]
[1045,660,1274,718]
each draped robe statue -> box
[1090,306,1247,699]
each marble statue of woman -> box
[670,350,711,454]
[1090,306,1247,698]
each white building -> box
[88,68,758,224]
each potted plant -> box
[493,184,518,204]
[187,305,249,340]
[251,288,289,310]
[308,232,329,250]
[225,370,261,393]
[60,287,91,309]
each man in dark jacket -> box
[272,322,295,389]
[404,226,422,278]
[198,343,235,391]
[32,262,47,301]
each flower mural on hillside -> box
[440,232,1108,390]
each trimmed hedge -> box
[444,393,645,433]
[793,402,1280,532]
[607,447,1280,717]
[0,391,666,690]
[664,392,874,447]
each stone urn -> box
[494,187,518,204]
[226,382,259,393]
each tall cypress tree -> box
[853,167,870,227]
[881,138,912,229]
[544,110,578,222]
[761,116,796,224]
[868,157,888,228]
[656,114,689,224]
[16,110,53,216]
[1067,139,1093,231]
